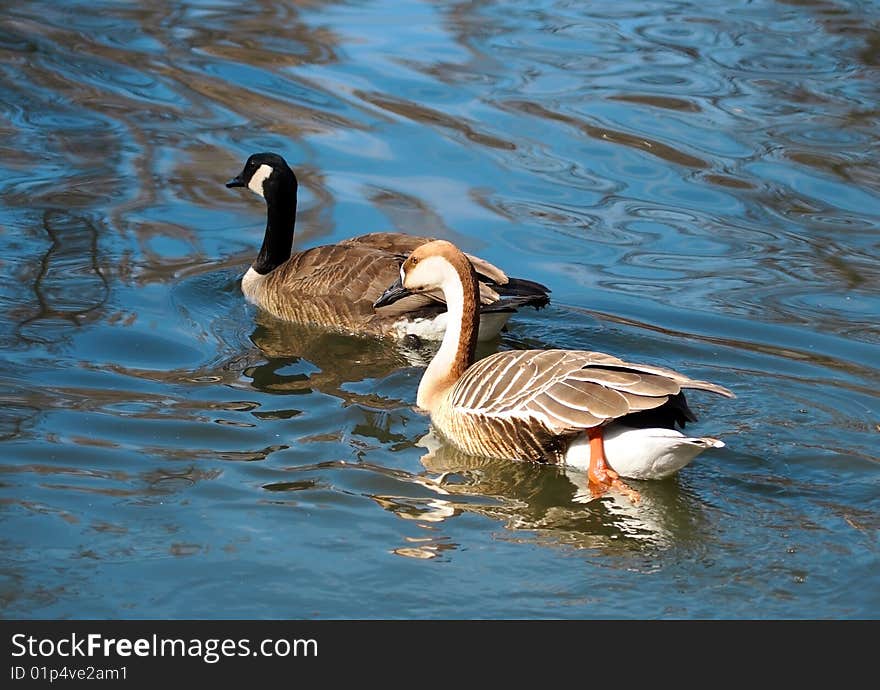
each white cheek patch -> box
[247,164,274,198]
[400,265,406,285]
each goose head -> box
[227,152,299,275]
[226,152,298,202]
[374,240,470,308]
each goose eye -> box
[410,257,419,266]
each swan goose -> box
[374,239,735,498]
[226,153,550,341]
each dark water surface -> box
[1,0,879,619]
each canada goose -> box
[225,152,549,341]
[374,239,735,499]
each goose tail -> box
[493,276,551,310]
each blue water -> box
[1,0,879,619]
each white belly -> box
[564,425,725,480]
[240,266,265,304]
[393,310,511,342]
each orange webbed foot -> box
[587,472,641,504]
[587,428,640,504]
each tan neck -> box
[416,254,480,412]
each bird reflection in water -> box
[243,309,427,404]
[392,430,709,555]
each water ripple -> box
[1,0,879,619]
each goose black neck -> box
[253,180,297,275]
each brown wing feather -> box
[342,233,509,287]
[339,232,431,255]
[258,232,520,325]
[282,233,508,306]
[267,243,402,301]
[449,348,733,435]
[463,253,508,286]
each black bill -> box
[225,173,246,188]
[373,277,411,308]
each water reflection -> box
[245,310,422,405]
[1,0,879,617]
[370,430,712,557]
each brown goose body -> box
[374,239,734,491]
[432,348,732,464]
[227,154,550,341]
[242,231,543,338]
